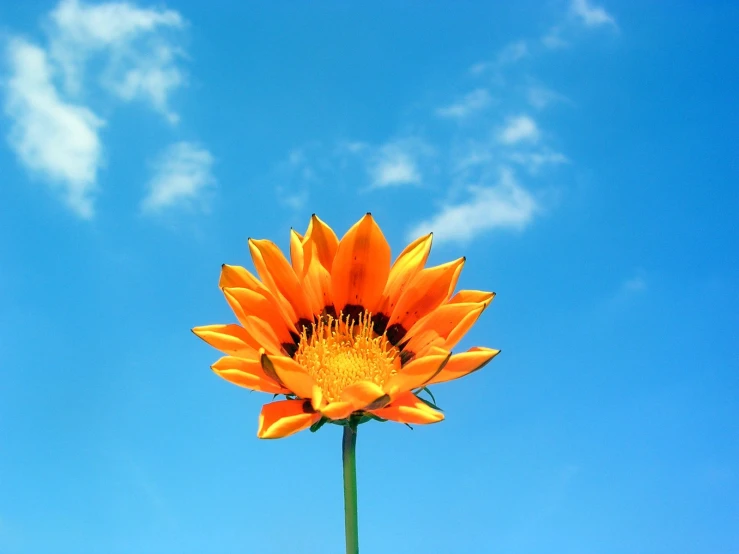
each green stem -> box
[342,423,359,554]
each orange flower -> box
[193,214,499,439]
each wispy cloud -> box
[273,145,323,210]
[469,40,529,75]
[498,115,540,144]
[436,88,492,119]
[372,150,420,187]
[497,40,529,65]
[2,0,208,219]
[508,150,569,173]
[4,38,104,218]
[541,26,569,50]
[527,86,568,110]
[268,2,612,235]
[370,139,432,188]
[571,0,616,28]
[49,0,186,122]
[408,168,538,244]
[621,275,647,294]
[141,142,215,213]
[609,272,648,306]
[104,44,185,124]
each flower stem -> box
[342,423,359,554]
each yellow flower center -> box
[295,311,399,403]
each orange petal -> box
[386,257,465,344]
[257,399,320,439]
[385,347,450,395]
[331,213,391,315]
[311,384,325,411]
[399,329,445,362]
[303,214,339,272]
[426,346,500,385]
[383,233,433,312]
[260,352,316,399]
[443,306,487,350]
[302,241,334,316]
[192,324,259,356]
[222,287,295,344]
[340,381,388,410]
[404,302,486,352]
[321,400,356,420]
[211,356,287,394]
[219,264,299,333]
[290,229,305,276]
[370,391,444,425]
[219,264,263,290]
[249,239,312,322]
[449,290,495,305]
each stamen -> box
[294,311,399,403]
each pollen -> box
[295,311,400,403]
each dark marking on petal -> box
[371,312,389,336]
[296,318,314,340]
[365,394,391,410]
[386,323,407,346]
[323,305,337,319]
[399,350,415,366]
[260,354,285,387]
[281,342,298,358]
[342,304,365,325]
[289,330,301,344]
[302,399,315,413]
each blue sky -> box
[1,1,737,552]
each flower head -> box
[193,214,499,439]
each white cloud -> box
[468,62,488,75]
[370,140,432,188]
[272,142,337,210]
[571,0,616,28]
[141,142,215,213]
[407,168,537,244]
[497,40,529,65]
[498,115,540,144]
[452,144,493,174]
[4,38,104,219]
[343,141,368,154]
[468,40,528,76]
[610,273,648,305]
[527,86,568,110]
[106,44,184,124]
[49,0,185,121]
[622,276,647,293]
[541,27,569,49]
[436,88,492,119]
[372,151,420,187]
[508,151,569,173]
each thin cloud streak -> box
[436,89,492,119]
[497,40,529,65]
